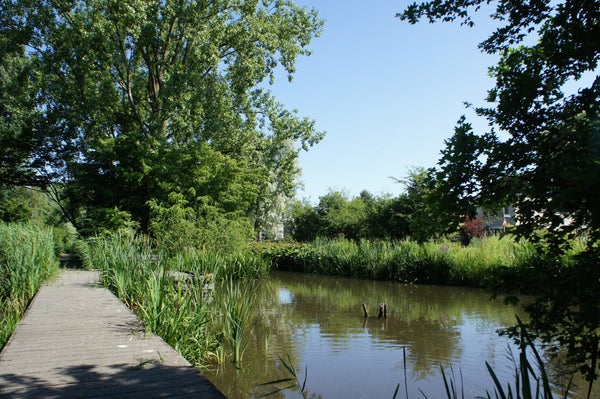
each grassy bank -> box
[82,231,270,366]
[0,223,58,349]
[256,236,577,292]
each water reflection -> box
[204,271,587,398]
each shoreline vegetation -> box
[0,223,589,397]
[0,223,58,348]
[258,236,584,293]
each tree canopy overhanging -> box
[0,0,324,236]
[399,0,600,390]
[401,0,600,249]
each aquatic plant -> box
[483,317,574,399]
[85,232,265,366]
[258,354,308,398]
[217,279,257,364]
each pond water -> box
[204,271,586,399]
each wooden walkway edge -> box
[0,270,227,398]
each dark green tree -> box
[288,199,320,242]
[0,5,45,189]
[360,190,410,240]
[2,0,324,236]
[399,0,600,389]
[314,191,367,240]
[393,167,443,243]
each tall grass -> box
[166,247,271,280]
[85,232,269,366]
[0,223,58,348]
[259,236,549,290]
[216,280,257,363]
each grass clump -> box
[216,280,257,364]
[0,223,58,348]
[85,232,269,366]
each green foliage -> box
[0,18,45,188]
[148,192,254,254]
[398,0,600,384]
[288,169,454,243]
[2,0,324,236]
[258,236,535,286]
[0,187,58,225]
[85,232,270,365]
[148,193,199,254]
[51,223,83,256]
[287,199,321,242]
[288,184,437,243]
[396,167,444,242]
[0,223,58,348]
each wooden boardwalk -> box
[0,270,227,398]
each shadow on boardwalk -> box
[1,361,219,398]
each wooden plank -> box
[0,270,226,399]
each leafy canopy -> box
[399,0,600,389]
[1,0,324,236]
[400,0,600,249]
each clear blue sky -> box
[269,0,500,202]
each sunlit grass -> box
[0,223,58,348]
[258,236,564,291]
[85,232,268,366]
[215,279,257,364]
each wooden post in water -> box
[362,303,369,318]
[378,303,388,319]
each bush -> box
[148,192,253,255]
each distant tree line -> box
[287,167,485,245]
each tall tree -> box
[395,167,442,242]
[3,0,324,234]
[399,0,600,389]
[0,3,46,188]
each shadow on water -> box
[0,362,224,399]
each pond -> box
[204,271,585,398]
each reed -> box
[257,236,566,289]
[85,232,264,366]
[85,233,214,364]
[216,279,257,364]
[165,247,270,280]
[0,223,58,348]
[482,317,573,399]
[258,354,308,398]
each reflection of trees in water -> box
[262,271,522,375]
[205,271,525,399]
